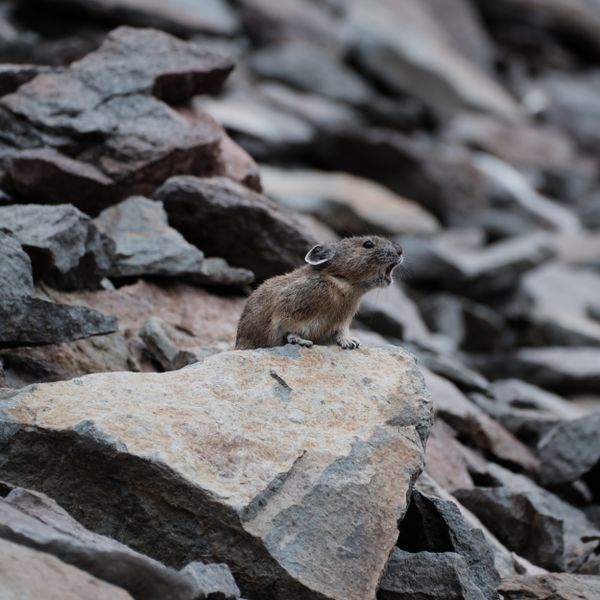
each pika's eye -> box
[363,240,374,249]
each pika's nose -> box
[394,243,403,257]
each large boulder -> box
[0,204,113,290]
[0,345,432,600]
[499,573,600,600]
[153,175,316,281]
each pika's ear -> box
[305,244,335,266]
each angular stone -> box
[0,345,432,600]
[0,485,200,599]
[214,132,262,193]
[95,197,205,279]
[261,165,440,237]
[346,0,519,118]
[187,258,254,288]
[0,27,234,198]
[423,369,540,474]
[402,232,554,297]
[390,486,500,599]
[538,410,600,487]
[0,537,133,600]
[499,573,600,600]
[514,264,600,347]
[7,148,117,217]
[40,0,240,37]
[478,347,600,394]
[140,317,198,372]
[0,204,113,290]
[248,42,372,106]
[358,283,433,347]
[0,229,33,298]
[0,297,118,349]
[153,176,316,281]
[455,462,600,571]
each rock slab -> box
[0,345,432,600]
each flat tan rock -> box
[0,344,431,600]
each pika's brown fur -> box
[235,236,403,350]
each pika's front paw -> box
[287,334,314,347]
[337,336,361,350]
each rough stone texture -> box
[0,229,33,298]
[154,176,316,282]
[0,27,235,202]
[261,165,440,237]
[7,148,117,217]
[40,0,240,37]
[0,345,431,600]
[248,42,371,106]
[0,537,133,600]
[140,317,198,371]
[0,204,113,290]
[499,573,600,600]
[385,486,500,599]
[95,196,205,279]
[538,410,600,487]
[455,462,600,572]
[0,485,201,599]
[423,369,540,474]
[402,232,554,297]
[477,347,600,394]
[0,297,118,349]
[346,0,518,118]
[187,257,254,288]
[514,264,600,347]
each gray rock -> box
[390,486,500,599]
[379,548,488,600]
[261,165,440,237]
[0,537,133,600]
[358,283,433,347]
[402,232,554,297]
[180,561,241,600]
[0,345,432,600]
[0,297,118,349]
[538,410,600,487]
[477,347,600,394]
[0,229,33,298]
[417,353,490,394]
[0,204,113,290]
[40,0,239,36]
[423,369,540,475]
[421,294,509,352]
[512,263,600,347]
[248,41,372,106]
[187,258,254,288]
[153,176,316,282]
[0,27,234,203]
[95,197,204,279]
[455,462,600,571]
[140,317,198,372]
[539,71,600,152]
[346,0,518,118]
[0,485,199,599]
[499,573,600,600]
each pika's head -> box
[305,236,403,288]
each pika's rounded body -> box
[235,236,403,350]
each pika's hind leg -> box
[286,333,314,347]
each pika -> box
[235,236,403,350]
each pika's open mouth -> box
[383,261,401,285]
